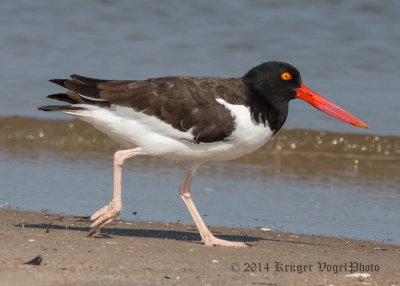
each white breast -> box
[69,99,273,162]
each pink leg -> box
[179,163,247,247]
[90,147,142,235]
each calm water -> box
[0,0,399,134]
[1,148,399,245]
[0,0,399,244]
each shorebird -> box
[39,61,368,247]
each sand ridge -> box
[0,208,399,285]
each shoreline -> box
[1,208,399,285]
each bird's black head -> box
[242,61,369,131]
[242,61,302,105]
[241,61,302,132]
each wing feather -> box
[45,75,251,143]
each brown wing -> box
[46,75,252,143]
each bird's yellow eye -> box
[281,72,292,81]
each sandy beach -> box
[0,208,399,285]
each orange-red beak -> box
[296,83,369,129]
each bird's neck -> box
[242,85,288,135]
[248,97,288,134]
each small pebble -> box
[345,273,370,278]
[260,228,271,232]
[24,256,42,266]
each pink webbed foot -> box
[89,200,122,235]
[202,235,248,247]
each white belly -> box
[70,99,273,162]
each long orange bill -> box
[295,83,369,129]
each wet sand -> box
[1,208,399,285]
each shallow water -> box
[1,117,399,245]
[0,0,399,135]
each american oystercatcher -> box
[39,61,368,247]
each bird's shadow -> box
[14,222,257,244]
[14,221,327,247]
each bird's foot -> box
[89,200,122,235]
[202,235,247,247]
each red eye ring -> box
[281,72,292,81]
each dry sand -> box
[0,208,399,286]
